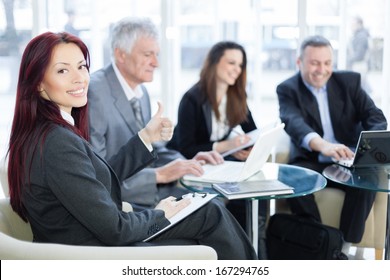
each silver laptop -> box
[183,123,285,183]
[334,130,390,168]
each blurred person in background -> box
[347,16,372,94]
[64,10,80,37]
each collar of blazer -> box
[202,102,213,136]
[325,77,345,129]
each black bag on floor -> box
[266,213,348,260]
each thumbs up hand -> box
[139,101,173,144]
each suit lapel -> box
[105,66,144,135]
[139,85,152,124]
[326,77,345,130]
[298,77,323,131]
[202,102,212,136]
[297,74,344,135]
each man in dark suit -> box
[88,17,223,211]
[276,35,387,251]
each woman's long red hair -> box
[7,32,90,221]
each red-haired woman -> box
[6,32,257,260]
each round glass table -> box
[323,164,390,192]
[181,162,327,199]
[180,162,327,252]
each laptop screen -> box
[354,130,390,167]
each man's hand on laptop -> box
[155,159,205,183]
[310,137,354,161]
[193,151,224,165]
[320,142,354,161]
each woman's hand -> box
[232,148,251,161]
[214,134,251,154]
[155,196,191,219]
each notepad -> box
[143,193,218,241]
[221,129,261,157]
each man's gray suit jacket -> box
[88,64,184,207]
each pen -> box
[231,129,247,144]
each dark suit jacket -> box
[276,71,387,164]
[22,125,169,246]
[168,83,257,159]
[88,64,185,206]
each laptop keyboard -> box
[334,157,355,168]
[202,161,244,182]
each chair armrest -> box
[270,129,290,164]
[0,156,9,197]
[0,232,217,260]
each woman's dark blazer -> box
[169,83,257,159]
[22,124,170,246]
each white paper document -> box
[221,129,261,157]
[143,193,218,241]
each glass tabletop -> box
[323,164,390,192]
[180,162,327,200]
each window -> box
[0,0,388,160]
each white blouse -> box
[210,94,230,141]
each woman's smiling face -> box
[216,49,243,86]
[39,42,90,114]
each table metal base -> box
[245,200,259,255]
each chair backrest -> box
[271,129,291,164]
[0,197,33,241]
[0,156,9,197]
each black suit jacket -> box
[168,83,257,159]
[276,71,387,164]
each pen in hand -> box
[231,129,250,145]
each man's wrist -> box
[154,168,165,184]
[138,130,153,152]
